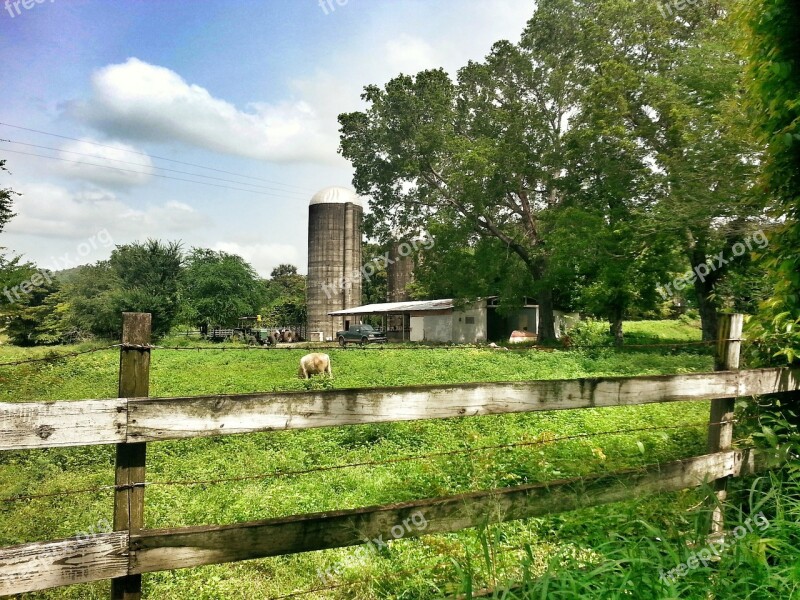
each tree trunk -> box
[695,278,719,342]
[537,288,557,343]
[609,308,624,347]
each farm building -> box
[329,298,578,343]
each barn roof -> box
[327,299,458,316]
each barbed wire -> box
[0,339,730,366]
[0,420,730,504]
[139,340,719,352]
[0,345,117,367]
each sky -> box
[0,0,535,276]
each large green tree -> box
[339,0,593,342]
[180,249,264,329]
[109,240,183,337]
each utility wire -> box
[0,139,310,198]
[0,122,317,194]
[1,148,309,201]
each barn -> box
[328,298,577,344]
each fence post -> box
[707,313,743,537]
[111,313,151,600]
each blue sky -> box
[0,0,534,275]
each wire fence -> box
[0,345,117,367]
[0,340,724,368]
[0,420,730,505]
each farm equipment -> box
[204,317,303,345]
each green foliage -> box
[180,249,265,328]
[565,318,614,348]
[361,241,388,305]
[261,264,306,327]
[56,262,120,340]
[108,239,183,338]
[2,274,68,346]
[0,160,18,235]
[743,0,800,365]
[454,471,800,599]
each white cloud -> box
[384,35,440,74]
[4,182,204,241]
[72,58,338,165]
[56,138,154,187]
[212,241,300,277]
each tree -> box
[3,275,67,346]
[339,1,593,342]
[638,2,768,340]
[0,160,18,234]
[743,0,800,364]
[107,240,184,337]
[180,249,265,328]
[262,264,306,327]
[57,262,121,339]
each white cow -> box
[298,353,333,379]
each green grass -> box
[453,471,800,599]
[0,319,771,599]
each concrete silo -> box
[386,238,414,339]
[307,186,363,341]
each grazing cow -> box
[298,353,332,379]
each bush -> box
[564,319,613,348]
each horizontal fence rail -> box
[1,368,798,450]
[0,448,779,595]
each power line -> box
[0,122,318,194]
[0,139,310,199]
[1,148,310,201]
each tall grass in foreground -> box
[454,471,800,599]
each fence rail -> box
[0,313,798,599]
[2,368,798,451]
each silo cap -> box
[310,186,364,207]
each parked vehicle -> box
[203,317,303,345]
[336,324,387,346]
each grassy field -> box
[1,319,777,599]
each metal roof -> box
[328,299,457,316]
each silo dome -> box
[310,186,363,207]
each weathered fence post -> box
[707,313,744,536]
[111,313,151,600]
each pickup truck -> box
[336,324,388,346]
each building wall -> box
[307,202,363,340]
[451,304,487,343]
[409,302,487,343]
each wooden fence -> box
[0,313,798,598]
